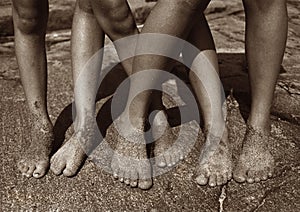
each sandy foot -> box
[152,111,184,168]
[233,125,274,183]
[50,118,98,177]
[17,117,54,179]
[196,128,232,187]
[108,118,152,190]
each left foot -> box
[153,111,183,168]
[109,118,153,190]
[233,125,274,183]
[196,128,232,187]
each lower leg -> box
[234,0,288,183]
[184,13,231,186]
[12,0,52,178]
[50,0,104,177]
[244,0,288,131]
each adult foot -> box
[233,125,274,183]
[196,128,232,187]
[108,118,152,190]
[17,117,54,179]
[50,119,98,177]
[152,110,183,168]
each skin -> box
[185,13,232,187]
[233,0,288,183]
[116,0,232,188]
[49,0,154,189]
[12,0,53,179]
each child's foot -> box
[152,111,183,168]
[17,117,54,179]
[196,128,232,187]
[50,119,97,177]
[233,125,274,183]
[108,118,152,190]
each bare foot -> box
[17,117,54,179]
[196,128,232,187]
[152,111,183,168]
[233,125,274,183]
[108,118,152,190]
[50,119,98,177]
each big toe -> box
[17,160,29,174]
[196,173,208,185]
[33,161,49,179]
[50,159,65,175]
[25,164,36,178]
[233,164,247,183]
[156,155,167,168]
[138,179,153,190]
[63,162,82,177]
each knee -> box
[159,0,208,12]
[78,0,93,14]
[243,0,286,14]
[98,0,131,23]
[95,0,134,35]
[13,0,47,34]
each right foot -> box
[195,128,233,187]
[152,111,183,168]
[108,118,152,190]
[17,117,54,179]
[50,119,98,177]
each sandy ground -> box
[0,0,300,211]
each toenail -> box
[247,178,254,183]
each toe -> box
[113,168,119,179]
[50,160,65,175]
[63,167,77,177]
[118,170,125,183]
[138,178,153,190]
[17,160,29,173]
[246,170,255,184]
[124,171,131,185]
[156,155,167,168]
[227,172,232,181]
[216,174,224,186]
[164,153,173,167]
[130,171,138,187]
[209,174,217,187]
[33,161,49,179]
[233,165,247,183]
[196,173,208,185]
[25,164,35,178]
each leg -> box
[184,13,232,187]
[90,0,152,189]
[12,0,53,178]
[233,0,288,183]
[114,0,210,187]
[50,0,104,177]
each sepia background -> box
[0,0,299,211]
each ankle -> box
[247,115,271,132]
